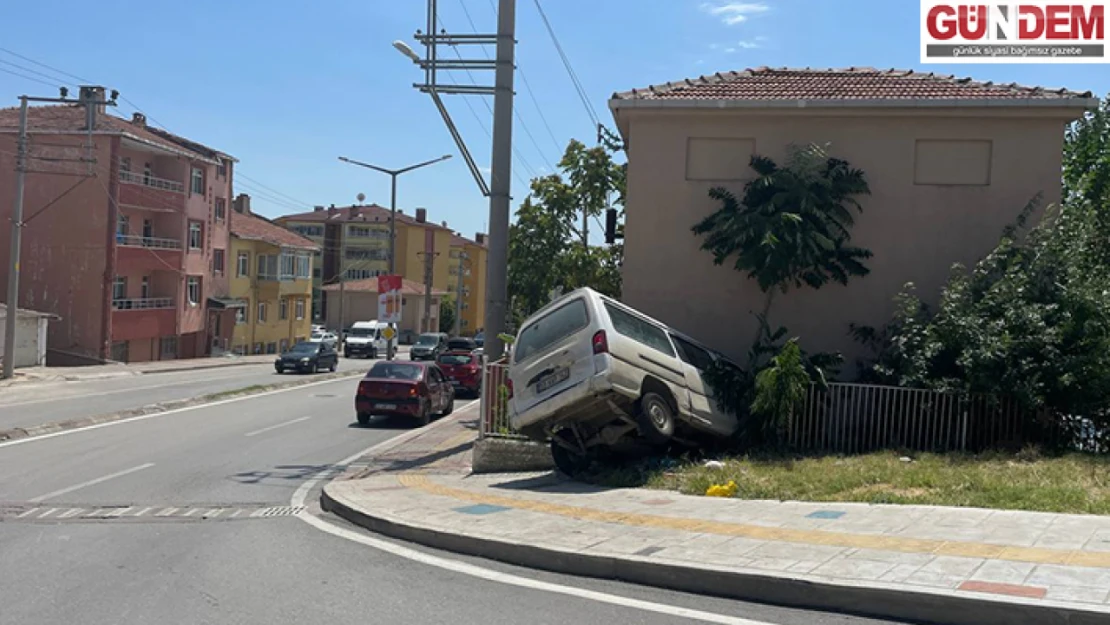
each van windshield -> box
[348,328,375,337]
[514,298,589,363]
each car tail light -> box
[358,381,371,395]
[410,384,420,397]
[592,330,609,355]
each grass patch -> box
[586,449,1110,515]
[202,385,269,401]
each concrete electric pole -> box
[417,250,439,333]
[4,87,116,380]
[453,250,468,336]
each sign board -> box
[920,1,1108,63]
[381,326,396,341]
[377,275,403,324]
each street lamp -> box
[337,153,452,358]
[392,40,421,63]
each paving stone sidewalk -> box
[325,411,1110,625]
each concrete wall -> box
[618,107,1078,370]
[0,310,49,368]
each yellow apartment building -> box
[230,198,318,354]
[448,233,488,335]
[275,204,455,325]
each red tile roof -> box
[277,205,453,232]
[0,105,230,162]
[230,210,318,250]
[320,277,447,296]
[611,67,1093,104]
[450,233,486,249]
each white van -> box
[507,287,739,473]
[344,320,390,359]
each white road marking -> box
[155,508,178,517]
[133,507,153,517]
[291,399,774,625]
[204,508,222,518]
[37,508,58,518]
[28,463,155,503]
[58,508,85,519]
[16,507,39,518]
[0,375,361,451]
[244,416,311,437]
[230,509,243,518]
[182,508,201,517]
[105,507,131,518]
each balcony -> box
[117,170,186,211]
[116,235,183,271]
[111,298,177,342]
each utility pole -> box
[417,250,439,332]
[453,250,467,336]
[337,155,451,359]
[4,87,115,380]
[483,0,516,361]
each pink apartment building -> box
[0,86,239,364]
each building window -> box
[257,254,278,280]
[191,167,204,194]
[279,298,289,321]
[143,162,152,185]
[141,276,150,299]
[292,224,323,238]
[235,308,246,325]
[186,276,201,305]
[280,254,296,279]
[188,221,203,250]
[258,301,267,323]
[116,214,129,237]
[348,225,388,239]
[295,254,311,279]
[160,336,178,359]
[217,161,227,178]
[345,268,379,280]
[112,276,127,301]
[237,251,250,277]
[215,198,226,221]
[120,157,131,173]
[295,299,305,320]
[213,249,225,273]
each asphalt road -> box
[0,376,906,625]
[0,354,384,432]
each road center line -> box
[29,462,155,503]
[244,416,312,438]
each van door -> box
[600,301,687,401]
[670,334,739,436]
[511,296,595,415]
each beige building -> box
[448,233,488,335]
[320,278,447,340]
[609,67,1095,369]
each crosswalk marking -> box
[3,504,304,522]
[134,507,153,517]
[58,508,85,519]
[16,507,40,518]
[156,507,178,517]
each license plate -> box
[536,367,570,393]
[449,379,461,386]
[376,403,397,410]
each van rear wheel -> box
[637,392,675,445]
[550,439,591,477]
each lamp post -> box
[337,153,451,359]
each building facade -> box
[229,195,317,355]
[448,233,488,335]
[609,68,1095,368]
[0,87,237,364]
[275,204,454,323]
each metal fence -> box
[479,362,521,439]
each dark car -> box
[355,361,455,426]
[436,350,483,397]
[446,336,478,352]
[275,341,338,374]
[410,332,448,361]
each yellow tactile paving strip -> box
[396,474,1110,569]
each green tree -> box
[1064,93,1109,209]
[438,295,456,334]
[508,131,626,324]
[692,142,873,356]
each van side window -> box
[671,335,713,371]
[515,298,590,363]
[604,303,675,357]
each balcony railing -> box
[116,234,182,250]
[112,297,174,311]
[118,170,185,194]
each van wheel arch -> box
[635,377,678,446]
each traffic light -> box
[604,208,618,244]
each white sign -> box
[921,1,1108,63]
[377,275,403,324]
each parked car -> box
[344,320,389,359]
[309,330,339,350]
[446,336,478,352]
[410,332,448,361]
[275,341,339,374]
[507,287,739,475]
[474,331,485,348]
[355,360,455,426]
[436,350,483,397]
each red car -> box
[436,350,483,397]
[356,361,455,427]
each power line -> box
[0,47,91,83]
[0,59,76,89]
[235,172,312,208]
[531,0,601,128]
[0,66,62,90]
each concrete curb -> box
[321,483,1109,625]
[0,369,365,443]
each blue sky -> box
[1,0,1106,241]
